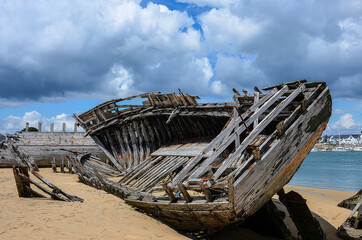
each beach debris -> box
[11,144,83,202]
[72,80,332,231]
[338,189,362,210]
[278,188,326,240]
[0,125,106,168]
[337,197,362,240]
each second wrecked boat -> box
[72,80,332,230]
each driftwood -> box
[337,197,362,240]
[71,80,331,232]
[11,144,83,202]
[278,189,325,240]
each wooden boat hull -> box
[126,200,238,230]
[126,94,330,230]
[73,81,332,231]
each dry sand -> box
[0,168,356,239]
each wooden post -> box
[178,183,192,203]
[38,122,42,132]
[163,183,177,203]
[198,181,213,202]
[25,122,29,132]
[74,123,78,132]
[50,123,54,132]
[252,148,260,160]
[228,177,235,206]
[52,156,57,173]
[62,123,66,132]
[300,99,307,112]
[13,167,25,197]
[60,158,64,173]
[67,159,73,174]
[276,122,285,137]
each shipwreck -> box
[71,79,332,231]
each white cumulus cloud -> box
[0,111,78,134]
[328,113,362,134]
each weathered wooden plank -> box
[138,156,182,189]
[122,156,162,185]
[143,157,189,191]
[133,120,145,162]
[127,123,140,167]
[233,87,330,216]
[198,181,213,202]
[187,86,289,181]
[212,85,304,180]
[138,120,151,159]
[93,135,124,171]
[120,124,134,169]
[163,183,177,203]
[114,128,130,168]
[262,79,306,91]
[105,131,126,169]
[151,143,212,157]
[178,183,192,203]
[129,156,172,188]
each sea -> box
[289,151,362,192]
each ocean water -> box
[289,152,362,192]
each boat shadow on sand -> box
[210,200,339,240]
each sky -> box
[0,0,361,135]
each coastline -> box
[0,168,356,239]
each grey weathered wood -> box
[142,157,188,191]
[105,131,126,169]
[52,156,56,172]
[253,92,259,129]
[262,79,306,90]
[168,89,277,187]
[18,172,64,201]
[233,87,330,216]
[93,135,124,171]
[123,156,163,185]
[114,128,130,168]
[188,86,289,181]
[127,123,139,167]
[212,85,304,180]
[137,156,180,189]
[120,125,134,169]
[13,167,25,197]
[129,156,171,188]
[61,158,65,173]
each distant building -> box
[319,134,362,145]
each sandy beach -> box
[0,168,355,239]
